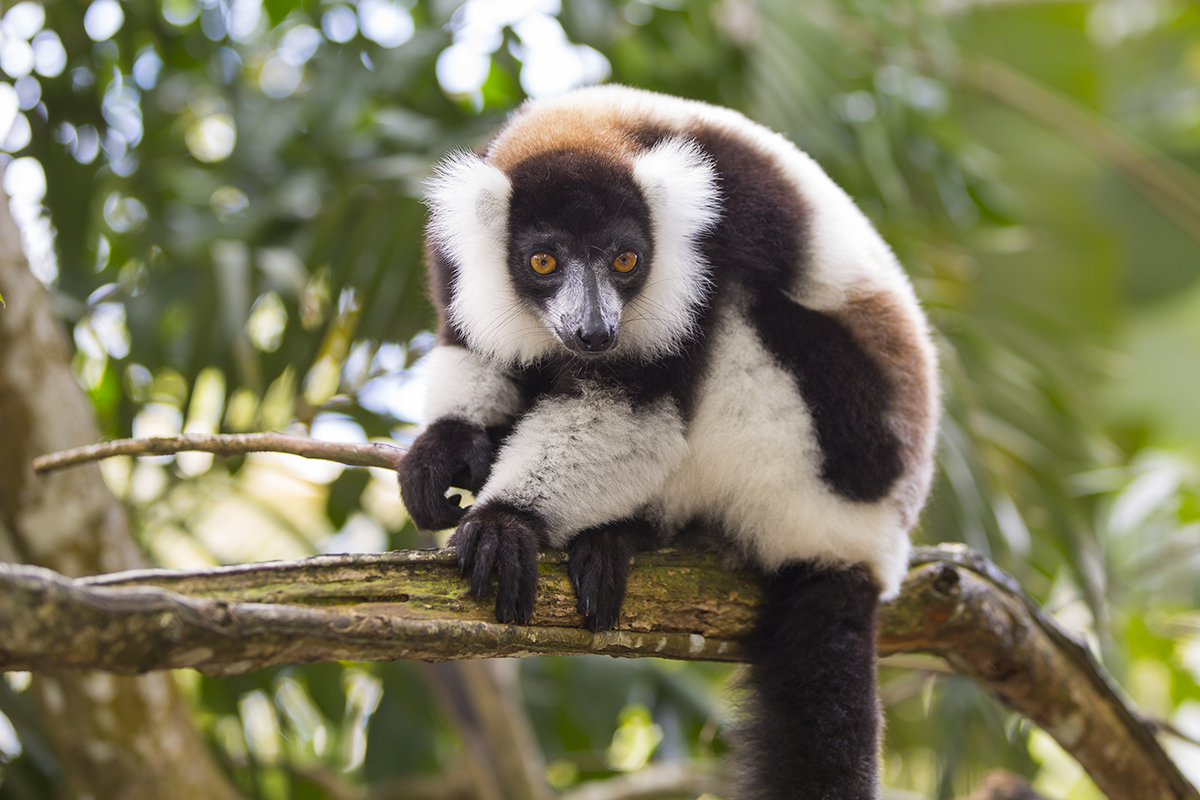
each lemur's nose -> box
[574,324,614,352]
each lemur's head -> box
[425,99,719,366]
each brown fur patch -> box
[482,91,695,170]
[485,104,637,171]
[833,291,938,474]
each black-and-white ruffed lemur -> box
[398,85,940,799]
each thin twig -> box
[31,432,406,474]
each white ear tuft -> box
[633,137,721,242]
[425,151,511,248]
[626,137,721,358]
[425,152,556,365]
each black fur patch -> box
[751,289,903,502]
[627,123,672,152]
[509,335,707,421]
[689,126,808,290]
[738,563,882,800]
[397,417,496,531]
[449,501,547,624]
[567,516,665,632]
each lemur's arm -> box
[450,387,687,624]
[398,345,524,531]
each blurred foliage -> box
[3,0,1200,798]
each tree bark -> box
[0,177,242,800]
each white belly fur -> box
[655,304,911,599]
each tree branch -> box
[889,549,1197,800]
[30,433,405,474]
[0,549,754,673]
[0,544,1195,800]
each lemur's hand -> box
[567,519,661,632]
[449,502,545,625]
[398,418,494,531]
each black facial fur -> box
[505,150,655,312]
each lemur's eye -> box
[613,251,638,273]
[530,253,557,275]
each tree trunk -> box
[0,174,242,800]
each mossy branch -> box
[0,544,1196,800]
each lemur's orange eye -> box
[530,253,557,274]
[613,251,637,273]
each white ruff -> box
[427,152,557,366]
[420,345,523,428]
[625,137,720,359]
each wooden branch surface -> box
[0,544,1195,800]
[30,433,406,474]
[0,549,754,671]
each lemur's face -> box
[428,137,717,367]
[505,151,654,357]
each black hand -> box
[568,518,661,632]
[449,502,546,625]
[397,418,494,531]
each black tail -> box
[737,562,883,800]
